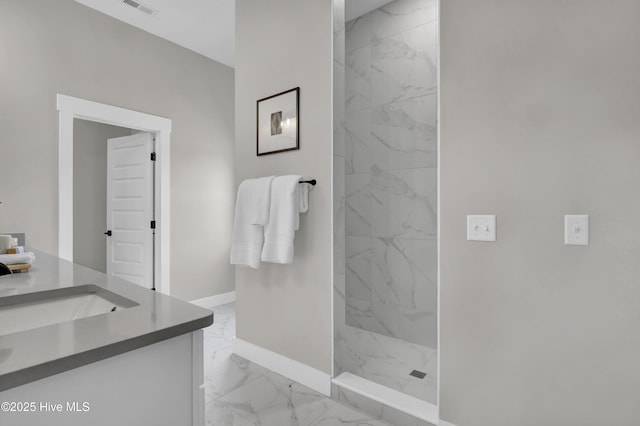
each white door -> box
[106,133,154,289]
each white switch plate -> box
[565,215,589,246]
[467,215,497,242]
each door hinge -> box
[150,152,156,161]
[150,220,156,229]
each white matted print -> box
[257,87,299,155]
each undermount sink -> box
[0,285,139,336]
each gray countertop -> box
[0,250,213,391]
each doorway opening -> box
[57,94,172,295]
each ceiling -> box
[74,0,235,68]
[74,0,394,68]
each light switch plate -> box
[565,215,589,245]
[467,215,497,242]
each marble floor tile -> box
[218,374,335,426]
[204,303,391,426]
[206,400,256,426]
[204,347,271,400]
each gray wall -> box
[440,1,640,425]
[73,119,132,273]
[235,0,333,373]
[0,0,235,301]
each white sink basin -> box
[0,285,138,336]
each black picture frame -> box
[256,87,300,156]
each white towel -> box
[0,252,36,265]
[261,175,308,264]
[230,176,275,268]
[298,182,310,215]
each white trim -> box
[57,94,172,295]
[232,338,332,396]
[190,291,236,308]
[436,0,442,419]
[329,0,336,380]
[439,421,457,426]
[332,372,438,424]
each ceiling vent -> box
[122,0,158,16]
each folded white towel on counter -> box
[0,252,36,265]
[261,175,306,264]
[230,176,275,269]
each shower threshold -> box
[332,372,438,424]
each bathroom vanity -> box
[0,251,212,426]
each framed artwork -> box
[256,87,300,156]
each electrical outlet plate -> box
[565,215,589,246]
[467,215,497,242]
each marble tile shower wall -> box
[344,0,438,348]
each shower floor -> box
[335,323,437,404]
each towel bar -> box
[299,179,316,186]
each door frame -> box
[57,94,172,295]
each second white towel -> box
[261,175,307,264]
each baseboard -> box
[439,421,457,426]
[232,337,332,397]
[332,372,438,424]
[190,291,235,308]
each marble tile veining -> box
[370,94,437,171]
[204,303,394,426]
[334,155,346,276]
[218,374,332,426]
[345,236,437,347]
[206,400,256,426]
[346,167,437,240]
[336,0,438,415]
[371,0,438,40]
[334,323,437,404]
[345,95,437,175]
[346,45,372,113]
[346,13,372,53]
[333,0,346,67]
[345,108,374,174]
[371,22,437,106]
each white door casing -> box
[106,133,154,289]
[57,94,171,295]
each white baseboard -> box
[232,337,331,397]
[439,421,457,426]
[190,291,236,308]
